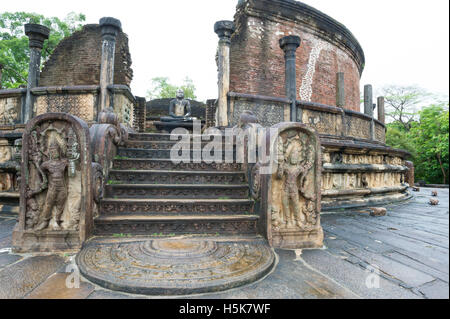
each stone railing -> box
[227,92,387,144]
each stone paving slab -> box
[0,187,447,299]
[25,273,95,299]
[0,253,22,268]
[0,255,65,299]
[418,280,449,299]
[301,249,422,299]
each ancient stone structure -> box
[0,1,416,295]
[39,25,132,87]
[280,35,301,122]
[214,21,235,127]
[24,24,50,123]
[12,113,94,252]
[405,161,415,186]
[230,0,364,111]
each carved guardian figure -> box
[263,123,323,249]
[34,142,69,231]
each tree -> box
[0,12,86,88]
[409,104,449,184]
[385,122,417,159]
[380,85,431,131]
[146,77,197,100]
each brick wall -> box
[229,0,365,112]
[39,24,133,87]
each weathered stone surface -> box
[418,280,449,299]
[25,273,94,299]
[39,24,132,87]
[230,0,364,111]
[77,238,275,295]
[0,253,22,268]
[0,255,65,298]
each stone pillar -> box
[214,20,235,128]
[405,161,415,187]
[24,24,50,123]
[364,85,373,117]
[364,84,375,140]
[280,36,301,122]
[377,96,385,124]
[99,17,122,113]
[336,72,345,107]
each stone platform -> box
[76,237,276,295]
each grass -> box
[107,180,123,185]
[112,233,132,238]
[114,156,130,160]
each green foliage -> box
[146,76,197,100]
[0,12,86,88]
[409,104,449,184]
[385,123,417,158]
[386,103,449,184]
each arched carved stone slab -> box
[12,113,93,252]
[261,123,323,249]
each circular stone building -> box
[226,0,411,210]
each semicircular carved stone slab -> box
[262,123,323,249]
[12,113,94,253]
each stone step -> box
[108,170,246,185]
[128,133,226,142]
[99,198,254,216]
[94,214,259,236]
[112,158,243,172]
[124,140,235,150]
[105,184,249,199]
[117,147,236,160]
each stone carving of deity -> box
[274,132,316,230]
[34,141,69,231]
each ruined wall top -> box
[39,24,133,87]
[235,0,365,72]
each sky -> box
[2,0,449,104]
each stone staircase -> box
[94,132,259,237]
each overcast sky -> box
[2,0,449,105]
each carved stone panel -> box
[12,113,93,252]
[230,98,286,128]
[262,123,323,249]
[0,96,21,125]
[35,94,97,123]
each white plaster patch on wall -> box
[299,40,324,101]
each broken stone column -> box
[280,35,301,122]
[214,20,235,128]
[377,96,385,124]
[364,84,375,140]
[99,17,122,113]
[336,72,345,107]
[24,24,50,123]
[364,84,374,117]
[405,161,415,187]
